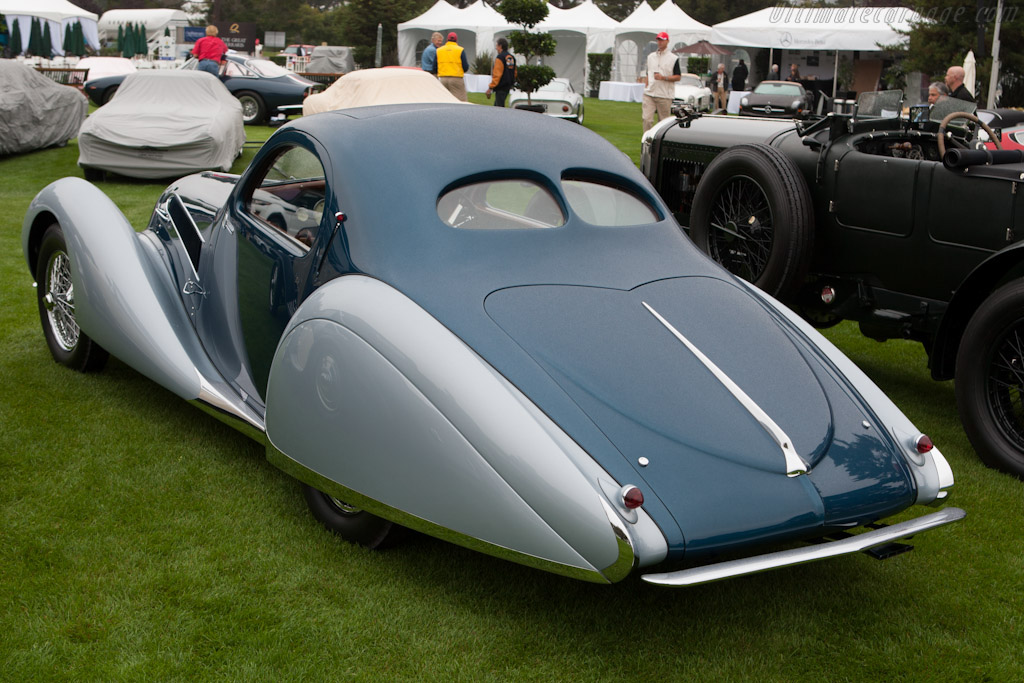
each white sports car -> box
[510,78,584,124]
[673,73,712,112]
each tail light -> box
[621,485,644,510]
[915,434,934,453]
[562,104,570,112]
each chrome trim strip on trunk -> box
[641,506,965,587]
[642,301,808,476]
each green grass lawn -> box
[1,100,1022,680]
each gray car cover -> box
[306,46,355,74]
[0,61,88,156]
[78,70,245,179]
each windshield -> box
[754,82,803,97]
[678,75,703,88]
[855,90,903,119]
[247,59,291,77]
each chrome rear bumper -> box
[642,507,966,587]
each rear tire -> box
[82,167,105,182]
[236,91,266,125]
[690,143,814,300]
[35,224,108,372]
[955,279,1024,478]
[302,485,403,549]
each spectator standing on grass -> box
[486,37,517,107]
[731,59,748,91]
[192,25,227,76]
[640,31,680,132]
[945,65,974,102]
[421,32,443,75]
[711,63,728,110]
[436,32,469,102]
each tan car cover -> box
[302,67,462,116]
[0,61,87,156]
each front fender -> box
[264,275,668,582]
[22,177,262,431]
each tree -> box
[902,1,1023,105]
[670,0,773,27]
[500,0,557,105]
[596,0,640,22]
[338,0,430,66]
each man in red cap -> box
[640,31,681,132]
[436,31,469,101]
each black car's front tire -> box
[35,224,108,372]
[302,484,403,549]
[236,91,267,125]
[690,143,814,300]
[956,279,1024,478]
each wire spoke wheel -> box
[707,175,774,283]
[986,325,1024,449]
[43,250,80,351]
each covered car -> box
[0,61,87,156]
[509,78,585,123]
[78,70,245,180]
[305,46,355,74]
[672,73,712,112]
[76,56,136,82]
[739,80,814,118]
[302,67,460,116]
[23,104,960,586]
[83,54,319,125]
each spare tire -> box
[690,143,814,300]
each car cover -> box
[302,67,462,116]
[306,46,355,74]
[0,61,88,156]
[78,70,245,179]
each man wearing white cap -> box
[640,31,681,132]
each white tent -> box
[1,0,100,56]
[397,0,505,70]
[711,6,920,96]
[497,0,618,94]
[613,1,710,82]
[98,9,189,46]
[711,6,918,51]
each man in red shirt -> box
[192,25,227,76]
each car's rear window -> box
[438,178,659,229]
[438,180,565,229]
[562,179,659,226]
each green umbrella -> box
[63,22,72,54]
[28,17,41,56]
[10,17,21,56]
[123,23,135,58]
[117,24,123,53]
[41,21,53,59]
[75,21,85,56]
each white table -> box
[727,91,750,114]
[599,81,644,103]
[464,74,491,93]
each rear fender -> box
[22,177,262,431]
[264,275,668,582]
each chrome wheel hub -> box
[44,250,79,351]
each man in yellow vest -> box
[437,32,469,102]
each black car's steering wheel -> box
[938,111,1001,157]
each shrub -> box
[500,0,557,104]
[472,50,493,76]
[587,53,612,93]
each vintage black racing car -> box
[642,92,1024,479]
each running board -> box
[641,507,965,587]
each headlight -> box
[793,99,801,109]
[688,96,695,104]
[741,97,749,107]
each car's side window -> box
[561,178,660,226]
[244,145,327,250]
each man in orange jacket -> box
[485,38,517,107]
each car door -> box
[232,137,334,398]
